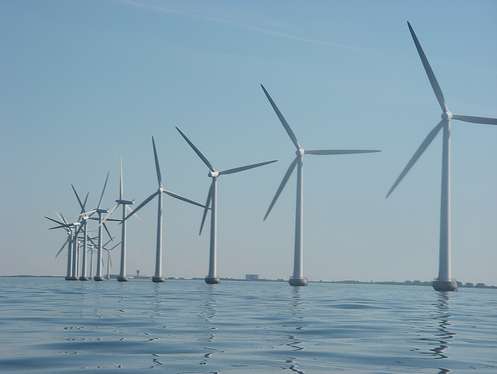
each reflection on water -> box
[432,293,454,358]
[1,278,496,373]
[149,284,164,368]
[286,287,305,374]
[416,292,455,373]
[200,285,218,367]
[432,292,455,374]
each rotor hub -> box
[441,111,453,121]
[296,147,305,157]
[209,170,220,178]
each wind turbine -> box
[45,216,81,280]
[49,219,74,280]
[260,84,380,286]
[102,160,135,282]
[386,22,497,292]
[103,241,120,280]
[175,126,278,284]
[70,186,93,280]
[125,137,207,282]
[88,172,113,281]
[88,244,97,278]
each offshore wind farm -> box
[1,1,496,373]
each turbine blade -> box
[220,160,278,175]
[97,172,110,209]
[164,190,207,209]
[126,205,142,221]
[110,242,121,250]
[119,159,124,200]
[452,114,497,125]
[55,237,70,258]
[82,193,89,211]
[175,127,214,171]
[49,225,67,230]
[260,84,300,149]
[45,216,65,226]
[199,181,213,235]
[103,222,113,241]
[101,203,119,225]
[386,120,444,198]
[264,157,298,220]
[58,213,68,225]
[151,137,163,185]
[71,184,84,212]
[305,149,381,155]
[407,21,447,112]
[87,235,98,248]
[125,191,159,220]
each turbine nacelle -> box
[116,199,134,205]
[209,170,220,178]
[296,147,305,157]
[442,111,453,121]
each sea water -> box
[0,277,496,373]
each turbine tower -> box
[386,22,497,292]
[176,126,277,285]
[260,84,380,286]
[125,137,207,282]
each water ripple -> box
[0,278,496,373]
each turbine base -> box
[289,277,308,287]
[205,277,220,285]
[433,279,458,292]
[67,276,78,281]
[93,276,104,281]
[79,276,89,281]
[117,276,128,282]
[64,276,71,281]
[152,276,164,283]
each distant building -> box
[245,274,259,281]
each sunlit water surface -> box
[0,277,496,373]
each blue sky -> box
[0,0,496,283]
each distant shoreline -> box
[1,275,495,289]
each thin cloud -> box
[119,0,364,51]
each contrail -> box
[119,0,364,51]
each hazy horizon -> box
[1,0,496,284]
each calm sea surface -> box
[0,277,496,373]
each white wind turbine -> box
[45,215,82,280]
[102,160,135,282]
[260,84,380,286]
[386,22,497,292]
[70,186,93,280]
[125,137,207,282]
[175,126,278,284]
[103,241,120,280]
[48,218,74,280]
[88,172,113,281]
